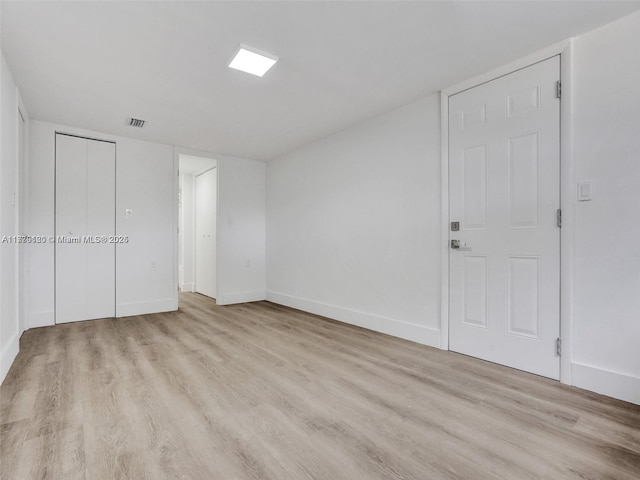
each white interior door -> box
[55,134,115,323]
[448,56,561,379]
[195,167,217,299]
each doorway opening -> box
[178,154,217,301]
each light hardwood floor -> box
[1,293,639,480]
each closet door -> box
[55,134,115,323]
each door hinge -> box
[556,337,562,357]
[556,208,562,228]
[556,80,562,99]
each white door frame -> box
[440,39,574,385]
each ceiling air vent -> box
[128,117,146,128]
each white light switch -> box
[578,181,592,201]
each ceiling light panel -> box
[229,45,278,77]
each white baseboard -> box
[26,309,54,329]
[572,362,640,405]
[116,298,178,318]
[26,302,181,325]
[216,290,266,306]
[180,282,194,293]
[266,291,441,348]
[1,331,20,385]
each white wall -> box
[217,156,266,305]
[22,120,53,327]
[570,11,640,403]
[115,136,176,316]
[26,120,177,326]
[267,94,442,346]
[0,52,23,383]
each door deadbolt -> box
[451,221,460,231]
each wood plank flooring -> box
[2,293,639,480]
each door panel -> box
[463,255,487,328]
[462,145,487,229]
[508,131,540,228]
[195,168,217,299]
[449,56,561,379]
[55,135,88,322]
[85,140,116,320]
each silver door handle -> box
[451,239,461,249]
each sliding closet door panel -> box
[86,140,116,319]
[55,135,88,322]
[55,134,115,323]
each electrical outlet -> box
[150,260,157,271]
[246,259,251,268]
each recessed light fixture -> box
[228,45,278,77]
